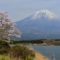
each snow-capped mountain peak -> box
[16,9,60,40]
[32,9,58,20]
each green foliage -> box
[0,41,10,54]
[10,45,35,60]
[11,40,43,44]
[0,55,10,60]
[0,28,9,41]
[0,29,5,32]
[0,39,35,60]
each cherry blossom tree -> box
[0,12,21,42]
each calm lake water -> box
[31,45,60,60]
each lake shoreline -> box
[27,46,48,60]
[34,51,48,60]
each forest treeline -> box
[11,39,60,45]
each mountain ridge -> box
[16,10,60,40]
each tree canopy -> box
[0,12,21,41]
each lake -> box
[31,45,60,60]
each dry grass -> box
[0,55,10,60]
[0,55,22,60]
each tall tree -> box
[0,12,21,42]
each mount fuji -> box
[16,10,60,40]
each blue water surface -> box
[32,45,60,60]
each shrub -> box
[0,41,10,54]
[10,45,35,60]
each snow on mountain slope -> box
[32,10,58,20]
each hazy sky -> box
[0,0,60,22]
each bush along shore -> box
[0,40,35,60]
[0,40,48,60]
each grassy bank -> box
[0,40,48,60]
[0,55,10,60]
[0,40,35,60]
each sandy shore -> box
[25,45,48,60]
[34,51,48,60]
